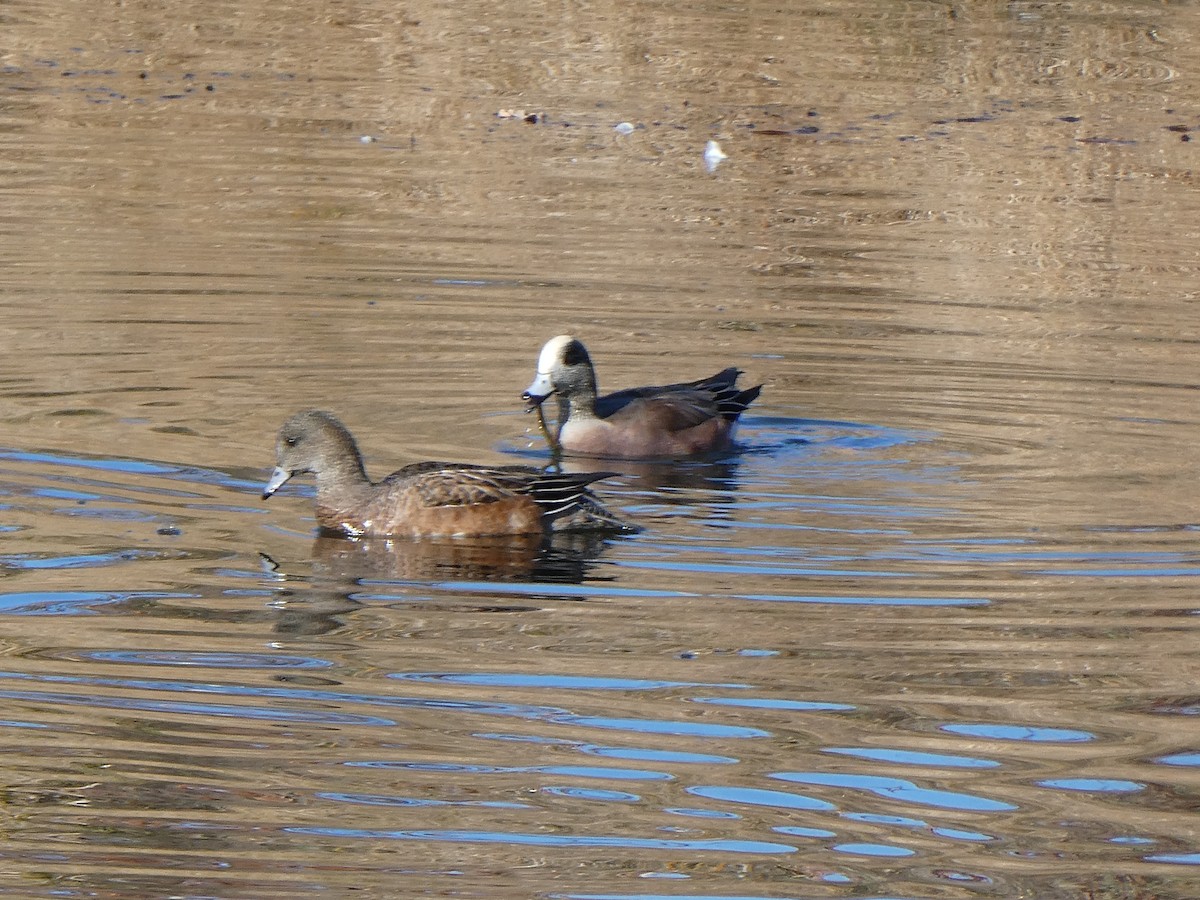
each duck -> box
[522,335,762,459]
[263,409,637,537]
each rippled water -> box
[3,1,1200,898]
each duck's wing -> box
[605,391,721,432]
[389,463,530,508]
[386,463,605,509]
[595,367,745,418]
[525,470,638,533]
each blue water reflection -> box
[284,826,796,854]
[823,747,1000,768]
[770,772,1016,812]
[686,785,836,812]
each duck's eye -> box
[284,436,299,447]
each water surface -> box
[3,1,1200,898]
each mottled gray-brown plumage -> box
[263,409,637,538]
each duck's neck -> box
[559,392,597,422]
[561,367,599,420]
[314,446,373,506]
[313,457,377,535]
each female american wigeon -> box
[522,335,762,459]
[263,410,637,538]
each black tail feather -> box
[528,471,638,533]
[714,382,763,422]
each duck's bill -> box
[523,373,554,410]
[262,466,293,499]
[522,390,550,412]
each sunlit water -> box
[3,1,1200,898]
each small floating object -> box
[614,121,635,135]
[496,109,541,123]
[359,135,377,144]
[704,139,728,172]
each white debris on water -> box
[704,139,728,172]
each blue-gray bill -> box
[262,466,292,499]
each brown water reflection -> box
[3,0,1200,897]
[304,531,617,584]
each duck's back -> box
[560,367,760,458]
[328,464,632,538]
[348,464,544,537]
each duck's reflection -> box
[554,455,744,497]
[307,532,614,584]
[262,530,619,637]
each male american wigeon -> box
[522,335,762,459]
[263,410,637,538]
